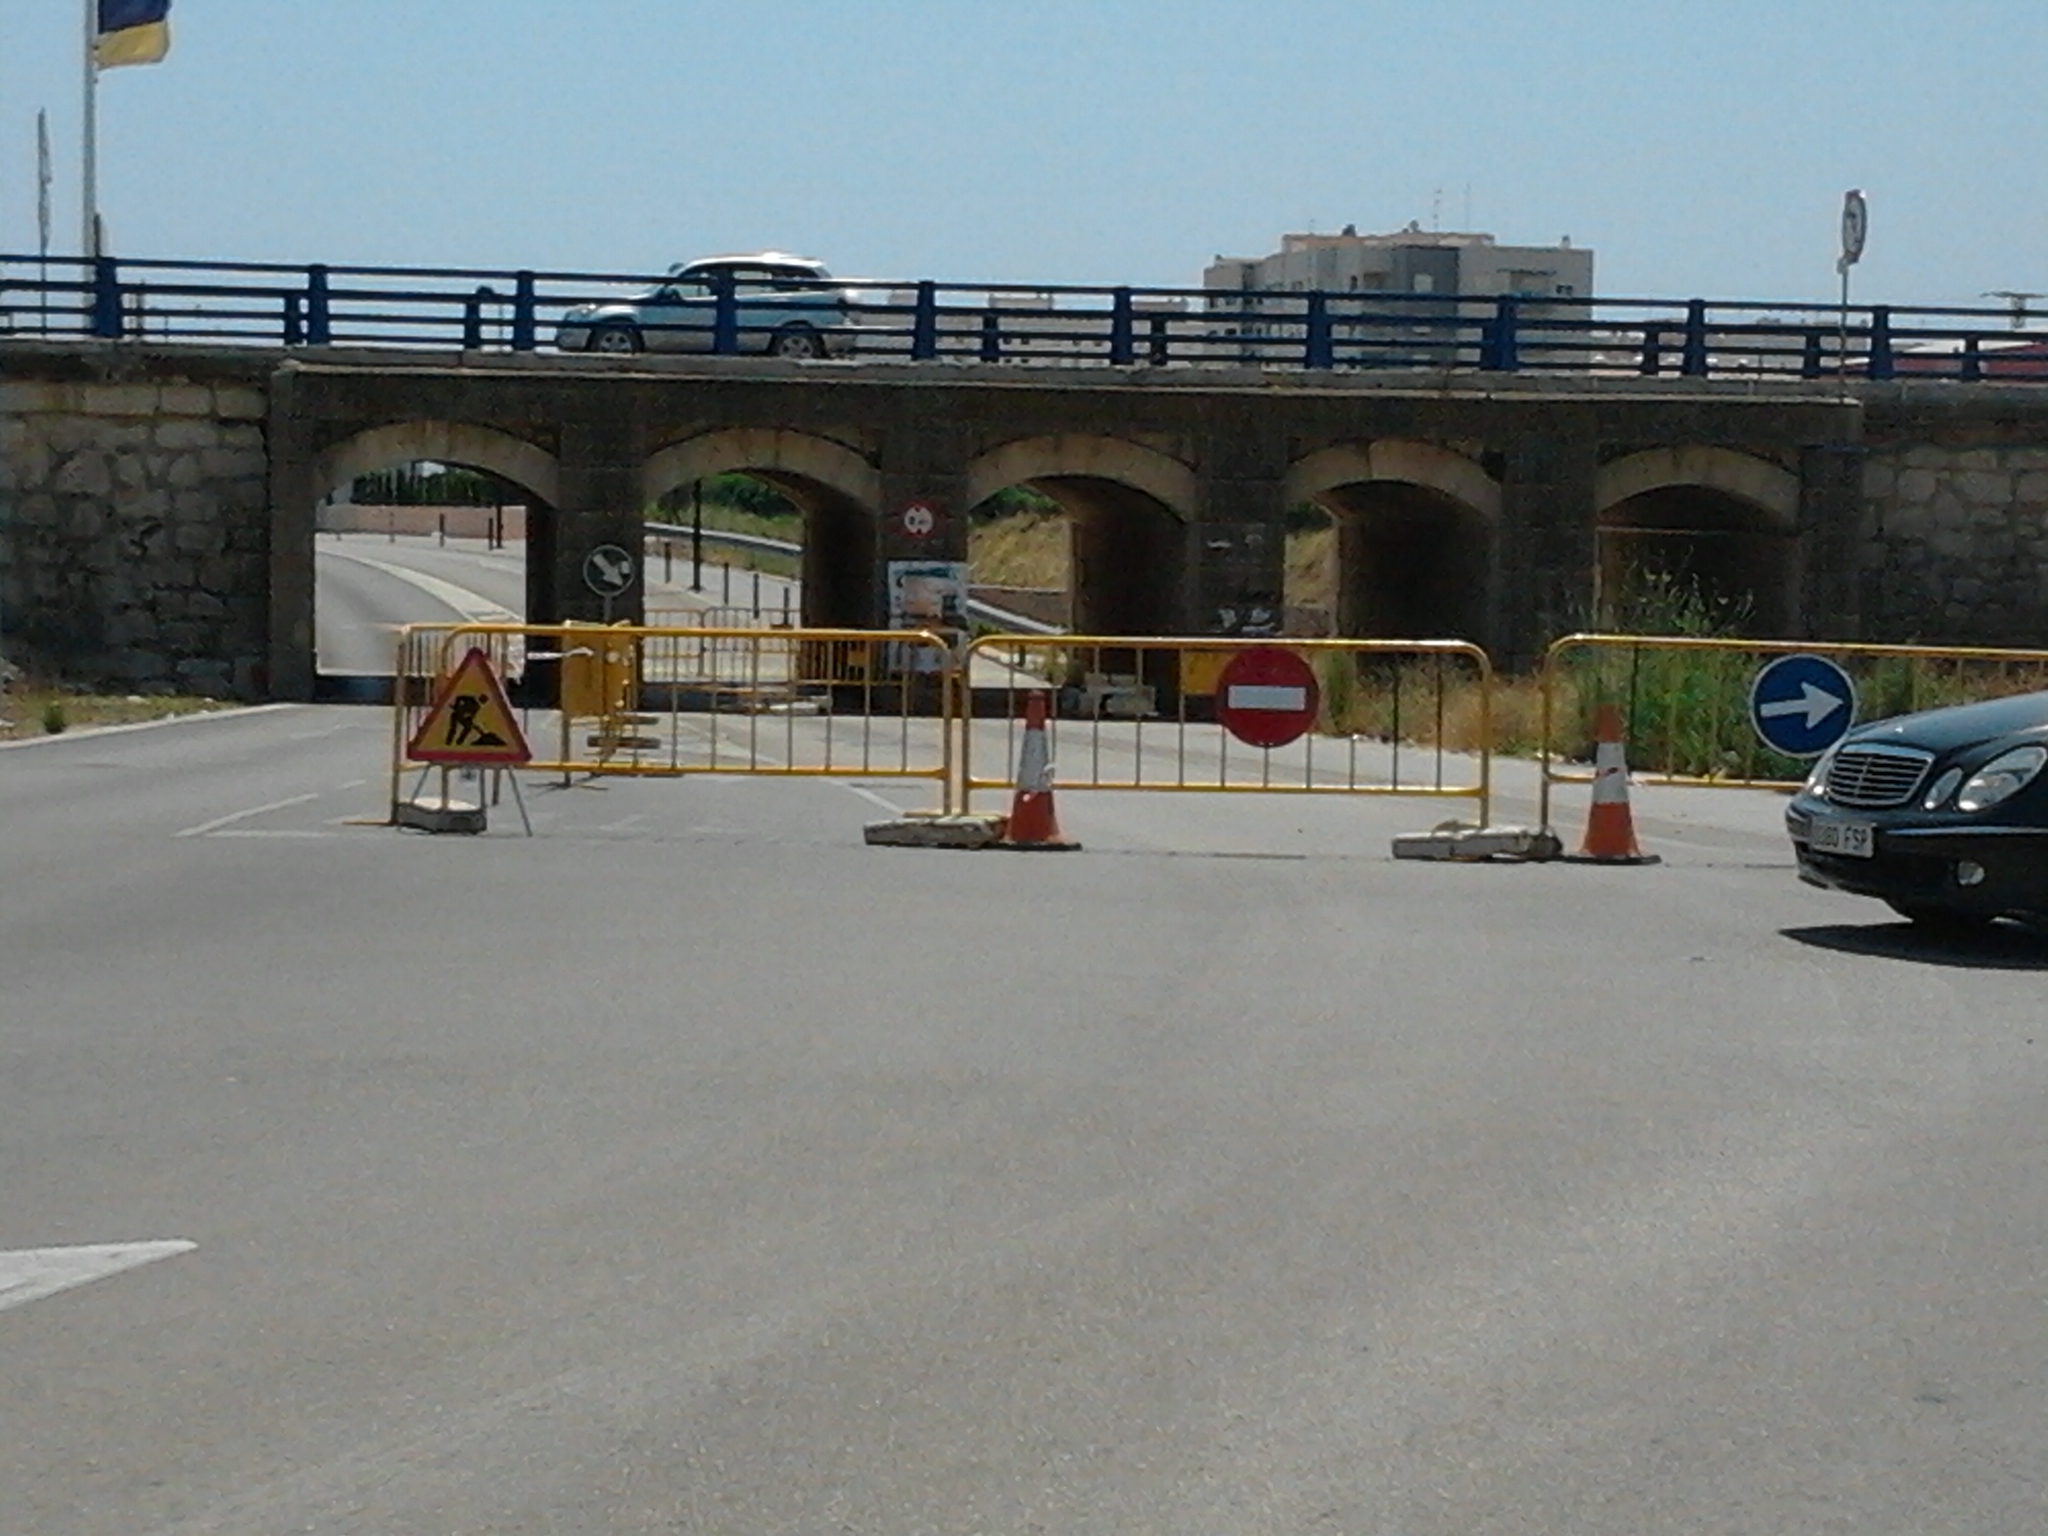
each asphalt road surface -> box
[315,535,800,675]
[3,707,2045,1535]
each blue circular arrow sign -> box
[1750,654,1857,757]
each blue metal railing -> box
[4,250,2046,382]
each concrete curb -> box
[865,814,1007,850]
[0,702,296,750]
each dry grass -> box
[1285,525,1335,612]
[969,513,1070,590]
[0,687,241,741]
[1314,657,1565,760]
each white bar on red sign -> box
[1226,684,1308,712]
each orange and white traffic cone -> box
[1568,703,1659,865]
[1003,690,1080,850]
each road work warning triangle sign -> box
[406,648,531,766]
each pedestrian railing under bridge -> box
[8,250,2048,382]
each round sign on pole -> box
[900,501,937,538]
[582,543,636,598]
[1214,645,1320,749]
[1750,653,1857,757]
[1839,188,1867,270]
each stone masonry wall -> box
[1,370,270,696]
[1862,443,2048,648]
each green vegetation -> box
[350,464,503,505]
[1310,572,2048,776]
[644,476,802,584]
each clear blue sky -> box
[2,0,2044,306]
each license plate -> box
[1808,817,1875,858]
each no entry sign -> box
[1215,645,1320,749]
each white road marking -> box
[334,778,368,790]
[834,781,911,814]
[0,1240,197,1313]
[207,829,339,840]
[175,793,319,838]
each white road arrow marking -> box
[0,1241,196,1313]
[1760,682,1846,730]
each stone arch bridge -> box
[5,341,2048,697]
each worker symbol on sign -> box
[443,694,508,749]
[405,649,532,766]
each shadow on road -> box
[1783,921,2048,971]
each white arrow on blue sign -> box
[1750,654,1857,757]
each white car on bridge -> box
[553,252,862,359]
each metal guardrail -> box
[641,521,1064,635]
[1536,632,2048,829]
[8,251,2048,381]
[961,634,1493,823]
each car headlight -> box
[1954,744,2048,813]
[1803,745,1839,799]
[1922,766,1963,810]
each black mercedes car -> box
[1786,690,2048,930]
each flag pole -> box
[81,0,99,257]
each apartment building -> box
[1202,225,1595,366]
[1204,224,1593,300]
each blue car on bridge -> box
[553,252,861,359]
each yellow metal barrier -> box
[1538,632,2048,828]
[390,621,958,816]
[961,634,1493,822]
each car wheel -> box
[769,324,825,360]
[1884,900,1997,934]
[589,324,642,354]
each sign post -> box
[1837,188,1867,377]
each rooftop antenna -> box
[1431,186,1442,231]
[1984,291,2046,330]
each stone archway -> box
[1282,439,1500,643]
[1595,448,1801,633]
[306,420,562,686]
[642,428,883,628]
[965,435,1196,636]
[312,420,560,509]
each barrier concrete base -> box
[864,813,1008,850]
[395,794,487,835]
[1392,823,1562,862]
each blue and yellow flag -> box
[95,0,171,69]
